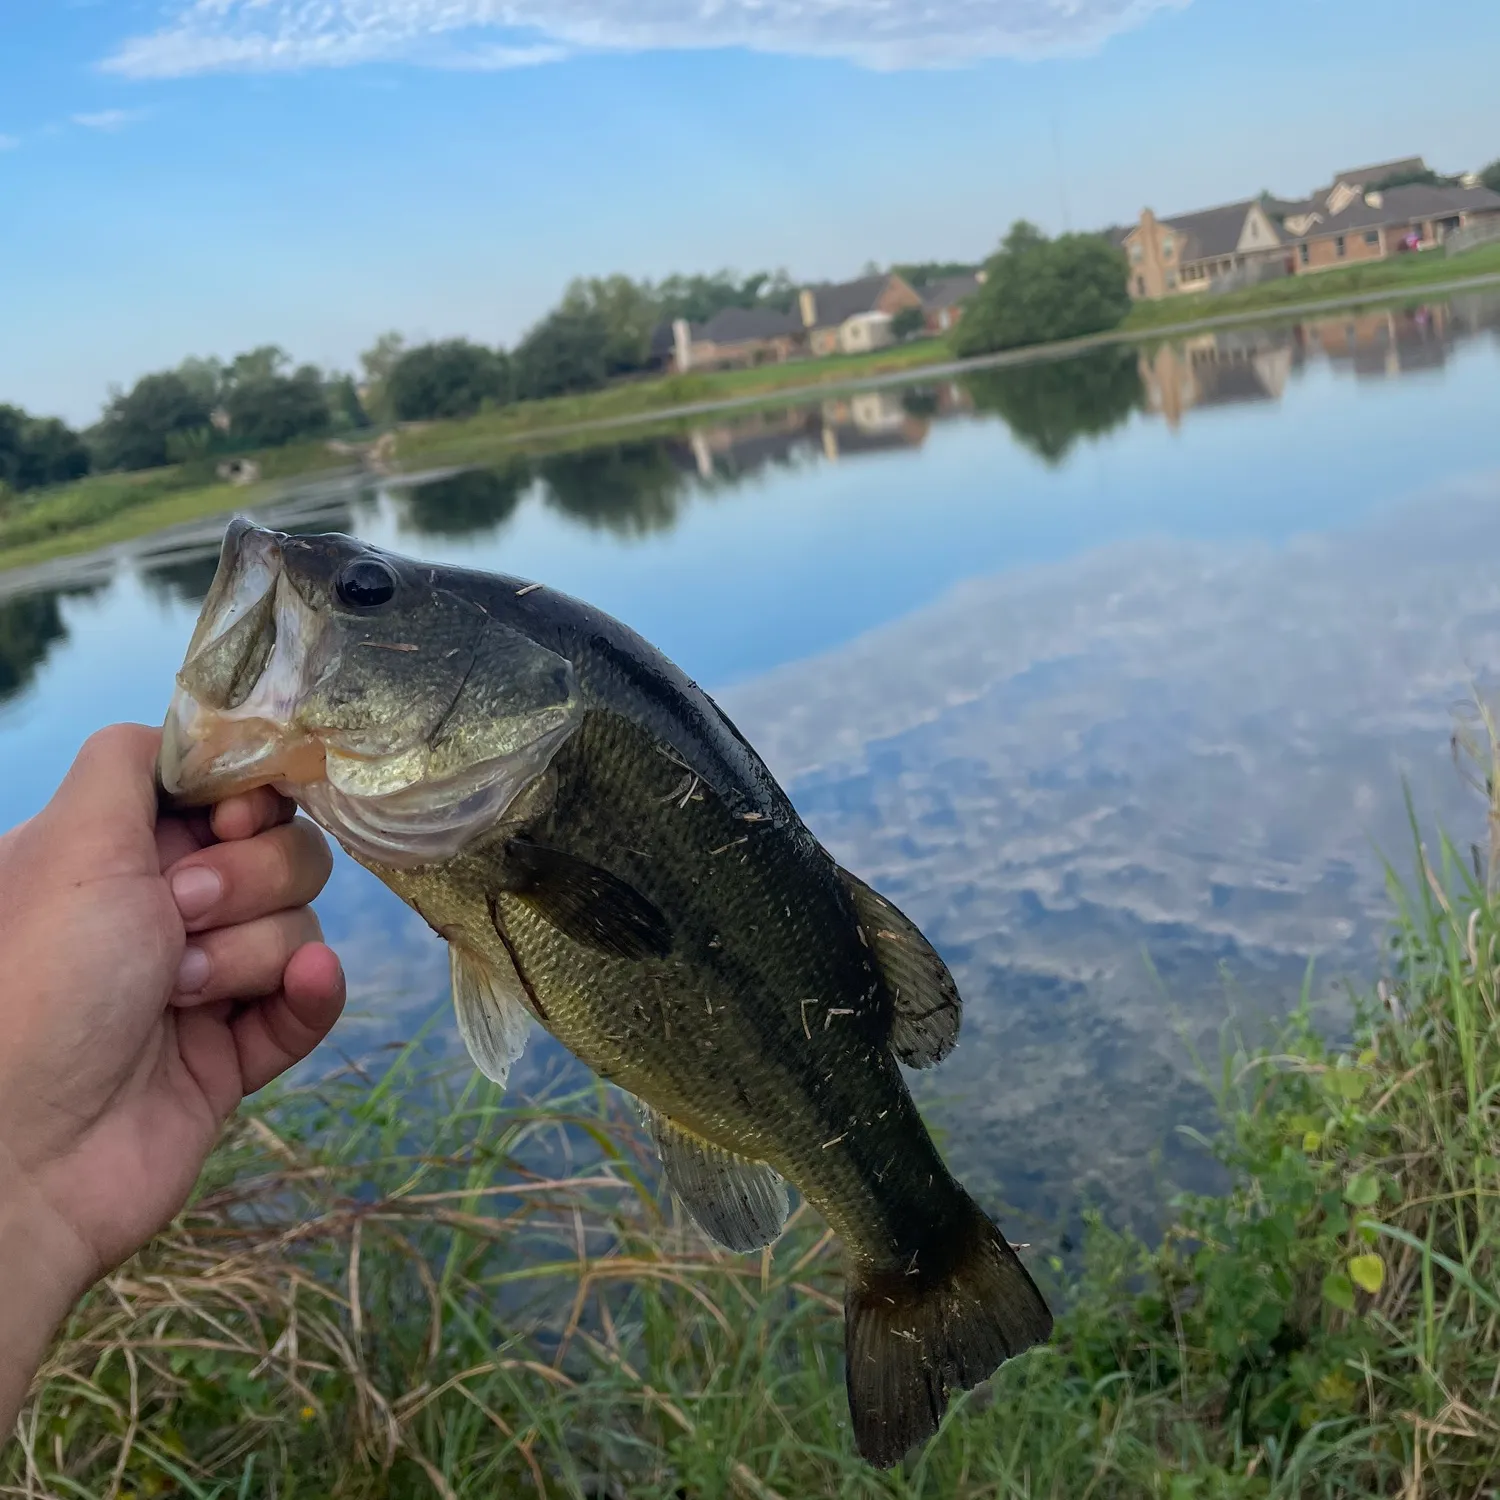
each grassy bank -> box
[10,745,1500,1497]
[5,242,1500,579]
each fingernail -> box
[177,945,211,993]
[170,866,222,921]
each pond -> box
[5,294,1500,1238]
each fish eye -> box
[335,557,397,610]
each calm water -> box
[5,294,1500,1236]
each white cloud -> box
[71,108,146,131]
[102,0,1190,78]
[0,135,18,151]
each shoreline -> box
[4,264,1499,581]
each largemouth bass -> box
[158,517,1052,1466]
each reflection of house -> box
[1312,304,1455,379]
[1123,200,1286,299]
[677,407,821,479]
[921,272,983,333]
[1138,327,1297,427]
[817,391,931,458]
[663,306,806,372]
[797,274,924,356]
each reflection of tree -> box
[538,441,688,538]
[143,553,223,606]
[963,347,1144,465]
[400,464,531,539]
[0,592,69,703]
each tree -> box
[951,222,1131,358]
[563,276,659,377]
[325,374,370,432]
[1482,158,1500,195]
[92,372,213,472]
[891,260,978,291]
[359,332,407,423]
[891,306,927,341]
[386,340,511,422]
[653,269,797,324]
[222,362,331,449]
[962,345,1143,465]
[513,305,612,401]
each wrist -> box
[0,1149,96,1429]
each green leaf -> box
[1348,1253,1385,1294]
[1344,1173,1380,1207]
[1322,1271,1356,1311]
[1302,1130,1322,1152]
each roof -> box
[801,274,898,329]
[1288,183,1500,240]
[921,273,981,311]
[1155,199,1281,262]
[696,305,803,344]
[1332,156,1427,189]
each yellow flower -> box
[300,1405,316,1422]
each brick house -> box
[1276,180,1500,272]
[920,272,983,333]
[658,305,806,372]
[797,274,924,356]
[1120,199,1286,299]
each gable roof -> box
[697,305,803,344]
[921,273,981,311]
[1288,182,1500,240]
[1153,199,1282,262]
[801,274,900,329]
[1332,156,1427,189]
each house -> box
[796,274,924,356]
[660,305,806,373]
[1121,199,1286,299]
[920,272,983,333]
[1274,181,1500,273]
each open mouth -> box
[158,518,329,807]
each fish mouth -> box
[158,517,329,807]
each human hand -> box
[0,724,345,1419]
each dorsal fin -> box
[641,1104,790,1253]
[838,867,961,1068]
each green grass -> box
[1122,240,1500,333]
[10,728,1500,1497]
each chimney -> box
[799,288,817,328]
[672,318,693,372]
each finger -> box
[233,943,347,1095]
[210,788,299,844]
[42,724,164,880]
[173,907,325,1004]
[166,818,334,930]
[155,810,215,869]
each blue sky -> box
[3,0,1497,425]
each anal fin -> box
[450,942,535,1091]
[642,1105,789,1253]
[838,867,961,1068]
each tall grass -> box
[9,730,1500,1497]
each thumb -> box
[40,724,166,882]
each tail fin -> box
[844,1197,1053,1468]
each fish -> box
[158,516,1053,1467]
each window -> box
[1166,271,1178,289]
[1364,230,1380,246]
[1162,239,1174,259]
[1336,235,1346,258]
[1298,243,1310,266]
[1130,242,1143,263]
[1135,275,1146,295]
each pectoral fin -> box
[839,867,961,1068]
[506,839,672,961]
[642,1105,789,1253]
[450,942,534,1090]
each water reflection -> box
[536,440,689,538]
[0,591,74,703]
[396,462,531,539]
[965,345,1144,464]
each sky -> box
[2,0,1498,425]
